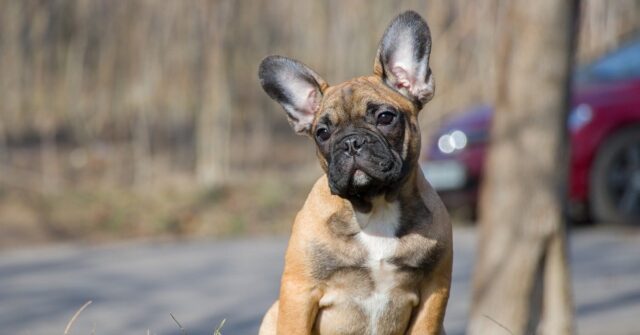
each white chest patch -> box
[355,200,401,334]
[356,201,400,262]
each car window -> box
[587,39,640,82]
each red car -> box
[422,37,640,225]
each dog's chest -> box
[354,202,408,333]
[311,202,428,335]
[315,201,423,335]
[355,202,401,288]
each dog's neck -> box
[347,165,419,214]
[353,196,401,233]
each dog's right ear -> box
[259,56,328,135]
[373,11,435,109]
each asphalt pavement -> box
[1,227,639,335]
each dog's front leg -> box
[406,250,453,335]
[277,278,320,334]
[276,241,321,335]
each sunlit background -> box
[1,1,639,334]
[1,1,638,246]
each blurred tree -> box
[196,0,234,187]
[467,1,579,335]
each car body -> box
[422,36,640,224]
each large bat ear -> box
[258,56,328,135]
[373,11,435,108]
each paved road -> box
[1,227,639,335]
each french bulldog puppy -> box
[258,11,452,335]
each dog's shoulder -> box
[419,173,450,223]
[294,175,347,231]
[283,175,365,280]
[387,170,452,271]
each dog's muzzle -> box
[327,130,402,198]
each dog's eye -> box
[377,111,396,126]
[316,128,331,141]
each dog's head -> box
[259,11,434,203]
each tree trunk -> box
[133,109,152,189]
[467,1,579,334]
[196,0,233,188]
[39,127,59,195]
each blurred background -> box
[1,1,640,334]
[1,0,638,247]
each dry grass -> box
[64,301,92,335]
[0,170,317,248]
[61,301,226,335]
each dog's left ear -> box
[374,11,435,108]
[259,56,328,135]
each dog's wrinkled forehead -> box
[258,11,434,135]
[316,76,416,126]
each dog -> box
[257,11,452,335]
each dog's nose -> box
[343,135,366,156]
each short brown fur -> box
[259,171,451,335]
[258,11,451,335]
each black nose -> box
[343,135,366,156]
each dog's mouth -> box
[328,151,402,199]
[352,169,371,186]
[350,157,396,184]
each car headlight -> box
[437,130,468,154]
[568,104,593,133]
